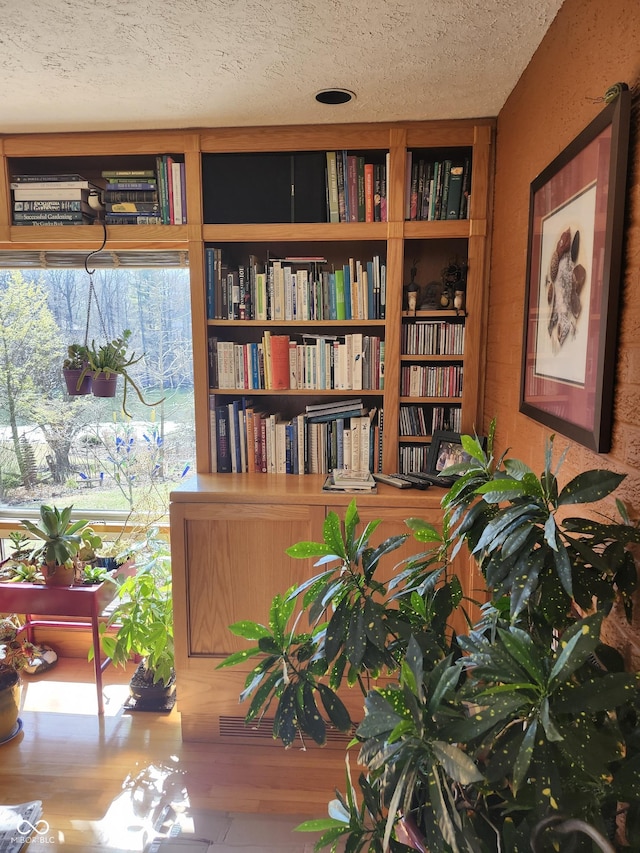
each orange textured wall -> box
[487,0,640,514]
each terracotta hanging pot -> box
[92,371,119,398]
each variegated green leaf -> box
[513,719,538,794]
[323,510,348,559]
[432,740,484,784]
[316,682,352,732]
[227,620,271,640]
[346,603,366,668]
[557,469,625,505]
[539,697,563,742]
[285,540,337,559]
[548,614,603,688]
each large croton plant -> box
[218,422,640,852]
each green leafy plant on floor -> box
[218,422,640,852]
[95,528,174,687]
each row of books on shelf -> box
[325,151,388,223]
[405,154,471,221]
[398,443,429,473]
[209,332,384,391]
[401,364,463,398]
[209,395,383,475]
[10,157,186,226]
[206,250,386,321]
[401,319,465,356]
[103,157,186,224]
[400,404,462,437]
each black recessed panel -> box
[202,152,327,224]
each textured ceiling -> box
[0,0,564,134]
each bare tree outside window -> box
[0,265,195,519]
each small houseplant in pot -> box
[81,329,165,417]
[95,528,174,709]
[62,342,92,395]
[19,504,90,586]
[219,422,640,851]
[0,616,36,742]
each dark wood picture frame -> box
[519,89,631,452]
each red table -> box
[0,576,126,715]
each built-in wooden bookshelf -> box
[0,121,494,745]
[0,121,494,478]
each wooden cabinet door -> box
[172,501,323,658]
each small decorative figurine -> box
[404,262,421,313]
[441,258,467,313]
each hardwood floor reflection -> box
[0,659,347,852]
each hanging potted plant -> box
[62,342,92,395]
[80,329,165,417]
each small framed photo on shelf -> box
[519,88,631,452]
[426,429,486,484]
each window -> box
[0,255,195,524]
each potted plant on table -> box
[80,329,165,417]
[219,422,640,851]
[19,504,90,586]
[95,528,174,709]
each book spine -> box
[357,156,366,222]
[206,247,215,320]
[180,161,187,224]
[364,163,374,222]
[13,210,92,221]
[336,152,347,222]
[325,152,339,223]
[12,173,88,183]
[13,200,87,211]
[215,405,232,472]
[9,179,101,192]
[446,163,464,219]
[347,155,358,222]
[209,395,218,473]
[270,335,290,390]
[101,170,156,177]
[11,185,94,195]
[105,202,161,213]
[171,160,183,224]
[104,215,162,224]
[104,182,157,191]
[156,156,170,224]
[103,190,159,202]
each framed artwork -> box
[519,89,631,452]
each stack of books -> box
[323,468,377,492]
[11,174,100,225]
[103,169,161,225]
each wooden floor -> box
[0,658,349,852]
